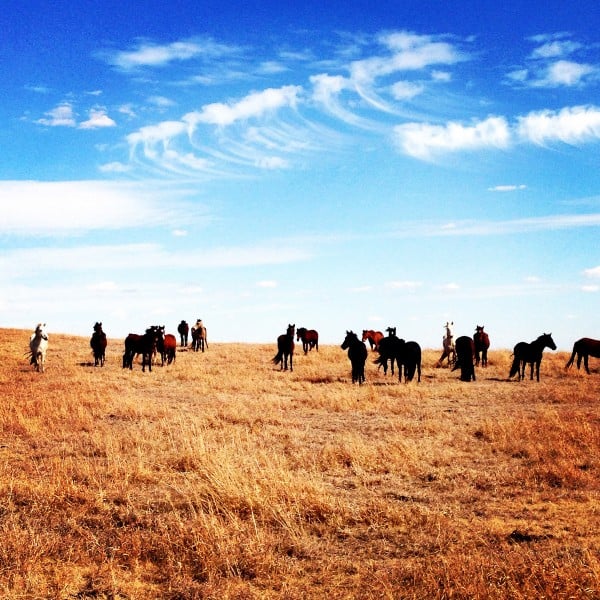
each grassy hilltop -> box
[0,328,598,599]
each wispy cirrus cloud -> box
[104,38,239,70]
[0,180,206,235]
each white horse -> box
[29,323,48,372]
[435,321,456,367]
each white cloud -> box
[385,280,422,290]
[185,85,302,127]
[488,184,527,192]
[0,181,203,235]
[517,105,600,145]
[257,280,278,288]
[394,116,510,159]
[99,161,130,173]
[531,40,581,59]
[36,102,76,127]
[584,266,600,278]
[109,40,205,69]
[390,81,424,100]
[539,60,595,87]
[79,108,116,129]
[581,285,599,292]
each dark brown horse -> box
[473,325,490,367]
[374,327,400,375]
[177,320,189,347]
[452,335,476,381]
[509,333,556,382]
[565,337,600,374]
[90,321,107,367]
[297,327,319,354]
[362,329,384,351]
[123,326,161,372]
[341,330,367,384]
[273,324,295,371]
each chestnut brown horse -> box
[296,327,319,354]
[273,324,295,371]
[565,337,600,374]
[362,329,384,351]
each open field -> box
[0,327,599,599]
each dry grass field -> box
[0,327,598,599]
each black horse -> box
[565,337,600,374]
[341,330,368,384]
[90,321,107,367]
[473,325,490,367]
[398,340,422,383]
[177,320,189,347]
[122,326,161,372]
[272,324,295,371]
[452,335,476,381]
[374,327,401,376]
[509,333,557,382]
[296,327,319,354]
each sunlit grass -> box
[0,328,598,598]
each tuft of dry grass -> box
[0,328,598,598]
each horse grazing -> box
[435,321,456,367]
[341,330,368,384]
[296,327,319,354]
[157,332,177,365]
[473,325,490,367]
[90,322,107,367]
[272,324,295,371]
[177,320,189,347]
[361,329,384,351]
[509,333,557,382]
[565,337,600,374]
[29,323,48,372]
[452,335,476,381]
[191,319,208,352]
[122,327,160,372]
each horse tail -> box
[509,354,520,378]
[565,344,578,369]
[272,351,283,365]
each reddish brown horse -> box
[123,327,160,372]
[90,321,107,367]
[157,332,177,365]
[273,324,295,371]
[565,337,600,374]
[296,327,319,354]
[362,329,384,351]
[473,325,490,367]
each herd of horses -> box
[24,321,600,384]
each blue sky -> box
[1,0,599,349]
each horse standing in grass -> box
[435,321,456,367]
[473,325,490,367]
[374,327,401,376]
[123,327,160,372]
[177,320,189,347]
[509,333,556,382]
[398,340,422,383]
[90,321,107,367]
[273,324,295,371]
[191,319,208,352]
[157,331,177,365]
[341,330,368,385]
[29,323,48,372]
[297,327,319,354]
[452,335,476,381]
[362,330,384,351]
[565,337,600,374]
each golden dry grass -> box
[0,327,598,599]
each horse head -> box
[543,333,557,351]
[341,330,357,349]
[386,326,396,337]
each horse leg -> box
[583,354,590,374]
